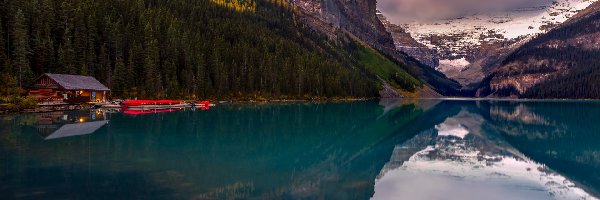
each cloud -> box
[377,0,553,23]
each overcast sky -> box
[377,0,554,23]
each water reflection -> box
[0,101,599,199]
[0,102,443,199]
[29,110,110,140]
[485,101,600,197]
[373,101,600,200]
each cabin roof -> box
[43,120,109,140]
[33,73,110,91]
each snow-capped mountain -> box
[404,0,597,56]
[477,1,600,98]
[379,0,599,86]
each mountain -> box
[294,0,462,97]
[477,1,600,98]
[378,0,598,87]
[378,13,440,69]
[0,0,463,101]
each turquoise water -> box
[0,100,599,199]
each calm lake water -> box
[1,100,599,200]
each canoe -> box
[122,100,183,107]
[192,101,214,110]
[120,100,214,111]
[123,108,183,115]
[124,103,189,110]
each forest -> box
[522,47,600,99]
[0,0,423,100]
[483,9,600,99]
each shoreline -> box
[2,97,600,115]
[418,97,600,102]
[0,103,88,115]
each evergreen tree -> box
[144,31,162,98]
[112,55,128,97]
[12,9,33,87]
[0,17,8,72]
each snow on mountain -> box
[402,0,598,56]
[437,58,470,73]
[377,0,598,87]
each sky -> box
[377,0,554,23]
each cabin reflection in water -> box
[32,110,110,140]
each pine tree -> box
[0,17,8,72]
[12,9,33,87]
[143,21,162,98]
[30,0,54,74]
[112,55,129,97]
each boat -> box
[121,100,186,110]
[193,101,214,110]
[123,104,190,110]
[122,100,183,107]
[123,108,183,115]
[120,100,215,110]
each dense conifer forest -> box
[520,47,600,99]
[0,0,423,100]
[489,10,600,99]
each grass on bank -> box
[352,44,422,92]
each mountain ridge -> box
[378,0,598,89]
[477,1,600,98]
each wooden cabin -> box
[28,73,110,104]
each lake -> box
[1,100,599,200]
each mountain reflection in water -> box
[373,100,600,200]
[0,100,599,199]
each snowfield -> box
[437,58,470,72]
[402,0,598,48]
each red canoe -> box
[122,100,183,107]
[123,108,183,115]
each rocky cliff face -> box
[378,13,440,69]
[294,0,395,51]
[293,0,462,96]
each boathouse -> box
[27,73,110,103]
